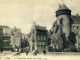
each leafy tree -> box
[61,32,77,52]
[61,33,67,48]
[68,32,76,45]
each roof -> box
[53,21,57,25]
[58,4,70,10]
[71,15,80,24]
[36,25,47,30]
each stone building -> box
[3,26,11,50]
[29,22,48,52]
[49,3,80,51]
[10,27,22,51]
[21,34,30,52]
[0,26,3,51]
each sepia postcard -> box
[0,0,80,60]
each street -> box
[0,51,80,60]
[0,51,80,56]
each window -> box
[37,35,39,40]
[37,35,41,40]
[44,36,46,40]
[42,42,46,45]
[42,36,44,40]
[60,18,63,24]
[41,36,43,40]
[37,42,41,45]
[73,26,74,29]
[77,26,79,29]
[39,35,41,40]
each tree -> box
[68,32,77,52]
[61,33,67,49]
[68,32,76,45]
[61,32,77,52]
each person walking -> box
[34,50,37,56]
[26,48,28,55]
[43,50,46,55]
[33,49,35,56]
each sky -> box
[0,0,80,34]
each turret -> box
[56,4,71,17]
[56,4,71,41]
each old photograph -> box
[0,0,80,60]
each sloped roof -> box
[58,4,70,10]
[36,25,47,30]
[71,15,80,24]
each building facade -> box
[0,26,3,51]
[10,27,22,51]
[3,26,11,50]
[29,22,48,52]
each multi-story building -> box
[21,34,29,48]
[3,26,11,50]
[0,25,3,52]
[29,22,48,52]
[10,27,22,51]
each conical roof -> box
[58,4,70,10]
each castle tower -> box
[56,4,71,40]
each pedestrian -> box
[1,48,3,52]
[43,50,46,55]
[26,49,28,55]
[37,50,39,54]
[33,49,35,56]
[19,48,21,53]
[34,50,37,56]
[17,48,19,52]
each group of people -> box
[14,47,47,56]
[32,50,39,56]
[32,49,46,56]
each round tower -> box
[56,4,71,40]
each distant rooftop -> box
[71,14,80,24]
[36,25,47,30]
